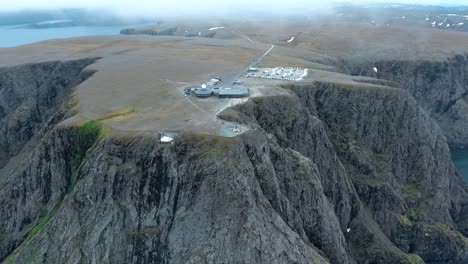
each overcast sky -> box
[0,1,465,14]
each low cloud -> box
[0,1,464,17]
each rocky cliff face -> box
[0,58,99,262]
[0,58,99,168]
[1,60,468,264]
[222,82,468,263]
[343,54,468,146]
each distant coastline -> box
[0,23,151,48]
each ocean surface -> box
[451,147,468,183]
[0,24,131,47]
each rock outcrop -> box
[0,58,99,168]
[343,54,468,145]
[223,82,468,263]
[0,58,99,262]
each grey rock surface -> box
[0,58,98,168]
[343,54,468,145]
[222,81,468,263]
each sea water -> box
[0,24,131,47]
[451,147,468,183]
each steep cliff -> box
[1,60,468,264]
[6,129,343,264]
[222,82,468,263]
[0,58,99,168]
[0,58,99,262]
[343,54,468,145]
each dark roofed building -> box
[195,88,213,98]
[218,87,250,98]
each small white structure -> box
[373,67,378,73]
[160,136,174,143]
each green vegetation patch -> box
[1,203,61,264]
[396,214,413,227]
[426,222,468,246]
[354,173,391,188]
[403,184,421,198]
[2,120,108,264]
[393,212,414,252]
[182,133,237,159]
[353,241,420,264]
[407,208,426,222]
[23,203,60,246]
[351,219,416,264]
[65,95,80,113]
[68,119,109,194]
[96,107,135,121]
[406,253,425,264]
[73,120,106,170]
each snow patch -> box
[373,67,378,73]
[37,19,72,25]
[208,26,225,31]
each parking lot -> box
[245,67,309,81]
